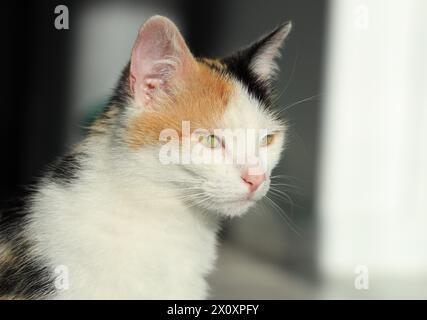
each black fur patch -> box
[221,22,291,107]
[109,62,132,109]
[222,53,272,106]
[196,57,224,73]
[0,204,55,299]
[49,152,84,185]
[0,241,55,299]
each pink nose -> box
[242,173,266,193]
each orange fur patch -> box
[127,62,234,148]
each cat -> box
[0,15,291,299]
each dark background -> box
[0,0,327,298]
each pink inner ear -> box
[129,16,196,107]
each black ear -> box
[222,21,292,104]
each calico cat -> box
[0,15,291,299]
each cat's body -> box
[28,135,219,299]
[0,16,291,299]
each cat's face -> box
[120,16,291,217]
[175,83,286,216]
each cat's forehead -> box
[222,83,279,131]
[198,57,279,130]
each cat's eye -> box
[199,134,222,149]
[260,134,275,147]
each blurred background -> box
[0,0,426,299]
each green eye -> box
[199,134,221,149]
[260,134,274,147]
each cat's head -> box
[108,16,291,217]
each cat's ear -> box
[129,16,196,106]
[246,21,292,81]
[225,21,292,83]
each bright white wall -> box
[319,0,427,280]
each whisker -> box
[269,187,295,206]
[278,93,323,114]
[263,195,303,238]
[270,184,303,196]
[273,49,299,103]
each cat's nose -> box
[242,172,266,193]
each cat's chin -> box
[208,198,258,217]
